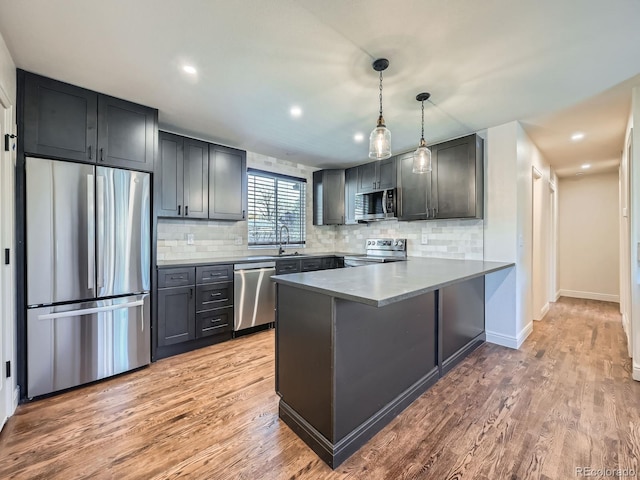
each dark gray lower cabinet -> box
[156,264,233,359]
[157,286,195,346]
[441,276,485,373]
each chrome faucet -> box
[278,224,290,255]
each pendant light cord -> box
[421,100,425,141]
[379,71,383,117]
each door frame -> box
[0,80,17,428]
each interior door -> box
[26,157,96,305]
[96,167,150,297]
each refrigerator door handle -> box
[87,174,95,290]
[96,175,105,289]
[36,298,146,321]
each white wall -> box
[557,172,620,302]
[531,142,554,320]
[0,30,17,421]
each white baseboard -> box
[486,322,533,350]
[533,302,550,321]
[633,364,640,382]
[557,289,620,303]
[555,290,561,302]
[12,386,18,415]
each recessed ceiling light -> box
[290,106,302,118]
[571,132,585,141]
[182,65,197,75]
[354,133,364,143]
[581,163,591,169]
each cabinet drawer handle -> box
[178,205,181,216]
[88,145,92,160]
[185,206,189,216]
[203,323,228,332]
[170,275,185,280]
[100,148,104,162]
[210,292,222,298]
[190,288,193,299]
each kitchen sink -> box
[278,252,301,257]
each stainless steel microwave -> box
[355,188,397,221]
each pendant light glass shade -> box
[412,92,432,174]
[369,58,391,160]
[369,119,391,160]
[412,139,432,174]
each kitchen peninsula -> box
[273,257,514,468]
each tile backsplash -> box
[335,218,484,259]
[158,151,484,262]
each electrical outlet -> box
[187,233,195,245]
[421,232,429,245]
[234,236,243,245]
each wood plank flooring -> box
[1,297,639,479]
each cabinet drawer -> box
[196,307,233,338]
[301,258,323,272]
[196,264,233,284]
[276,259,301,275]
[196,283,233,311]
[158,267,195,288]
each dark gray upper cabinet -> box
[157,132,184,217]
[313,169,345,225]
[183,138,209,219]
[209,144,247,221]
[20,70,157,171]
[397,152,432,221]
[344,167,358,225]
[356,158,396,193]
[21,70,98,163]
[97,95,156,172]
[431,134,483,219]
[396,133,484,221]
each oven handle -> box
[382,190,388,215]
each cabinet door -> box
[322,170,345,225]
[22,71,98,163]
[209,145,247,220]
[356,162,377,193]
[431,134,483,219]
[157,286,195,346]
[156,132,184,217]
[344,167,358,225]
[183,138,209,218]
[97,95,156,172]
[397,152,430,221]
[378,158,396,189]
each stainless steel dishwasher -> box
[233,261,276,332]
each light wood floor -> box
[1,297,638,479]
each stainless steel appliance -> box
[233,261,276,331]
[343,238,407,267]
[25,157,150,397]
[355,188,397,222]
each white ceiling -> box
[0,0,639,172]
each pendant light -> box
[412,92,432,174]
[369,58,391,160]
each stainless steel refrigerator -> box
[25,157,151,398]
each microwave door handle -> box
[382,190,388,215]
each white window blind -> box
[247,169,306,247]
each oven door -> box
[343,256,386,267]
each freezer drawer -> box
[27,294,150,398]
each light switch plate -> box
[235,236,243,245]
[421,230,429,245]
[187,233,195,245]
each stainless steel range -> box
[343,238,407,267]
